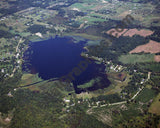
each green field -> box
[70,3,96,10]
[135,88,157,103]
[119,54,154,64]
[139,63,160,72]
[149,93,160,115]
[78,79,97,89]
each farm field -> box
[129,40,160,54]
[119,54,154,64]
[135,88,157,103]
[137,63,160,72]
[149,93,160,115]
[106,28,154,38]
[123,29,154,37]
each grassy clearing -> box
[105,73,131,95]
[79,16,106,24]
[107,72,127,82]
[86,40,101,46]
[149,93,160,115]
[119,54,154,64]
[78,79,95,89]
[77,78,101,89]
[70,3,96,10]
[76,92,97,99]
[135,88,157,103]
[20,73,42,87]
[120,105,141,120]
[64,32,104,40]
[139,63,160,72]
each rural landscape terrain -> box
[0,0,160,128]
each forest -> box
[0,24,15,38]
[27,24,48,34]
[0,70,22,113]
[1,81,111,128]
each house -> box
[70,103,75,106]
[134,70,137,72]
[16,53,20,58]
[64,98,70,103]
[96,101,100,106]
[17,60,21,64]
[7,92,13,97]
[110,66,114,69]
[140,79,145,84]
[1,69,4,73]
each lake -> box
[23,36,110,93]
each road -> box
[88,86,144,109]
[16,38,23,52]
[131,87,144,100]
[10,38,24,77]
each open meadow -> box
[119,54,154,64]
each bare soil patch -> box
[129,40,160,54]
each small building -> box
[140,79,145,84]
[7,92,13,97]
[17,60,21,64]
[64,98,70,103]
[96,101,100,106]
[110,66,114,69]
[1,69,4,73]
[16,53,20,58]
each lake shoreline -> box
[23,36,111,93]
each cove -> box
[23,36,110,93]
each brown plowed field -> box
[106,28,128,38]
[106,28,154,38]
[123,29,154,37]
[129,40,160,54]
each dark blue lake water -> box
[23,36,110,93]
